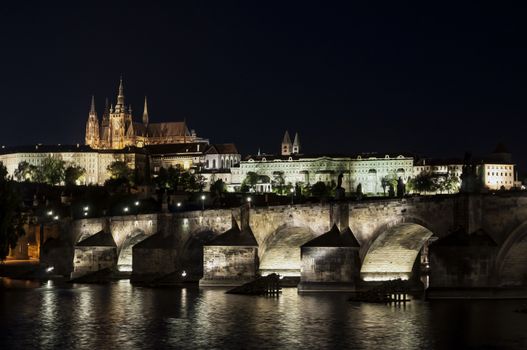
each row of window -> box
[487,172,513,177]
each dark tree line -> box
[0,162,25,260]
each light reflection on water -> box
[1,278,527,349]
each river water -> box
[1,278,526,349]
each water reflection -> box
[0,279,526,349]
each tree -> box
[210,179,226,205]
[310,181,330,199]
[64,165,86,186]
[14,161,36,182]
[38,156,66,185]
[242,172,259,192]
[0,162,25,260]
[105,161,133,192]
[444,172,460,194]
[155,167,169,189]
[409,171,434,194]
[381,172,398,196]
[107,161,132,180]
[272,172,285,195]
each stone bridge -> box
[60,193,527,290]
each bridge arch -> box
[360,217,435,282]
[117,229,148,272]
[259,225,316,276]
[495,221,527,286]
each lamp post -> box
[201,195,206,211]
[290,187,294,205]
[246,196,252,209]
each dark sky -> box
[1,2,527,168]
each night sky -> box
[1,2,527,169]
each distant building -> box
[0,144,148,185]
[413,144,520,192]
[481,143,518,190]
[85,78,207,150]
[147,142,240,173]
[230,132,413,194]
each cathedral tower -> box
[99,98,111,148]
[292,132,300,154]
[109,77,132,149]
[85,95,100,148]
[281,130,293,156]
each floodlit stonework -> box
[86,78,207,150]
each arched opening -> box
[259,226,316,276]
[496,224,527,287]
[360,223,434,282]
[180,230,216,281]
[117,229,148,272]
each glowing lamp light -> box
[46,266,54,273]
[134,201,140,206]
[246,197,252,202]
[123,207,129,213]
[47,210,53,216]
[53,215,59,220]
[181,270,187,277]
[290,188,294,193]
[83,212,88,217]
[83,206,89,211]
[201,195,206,201]
[176,202,182,207]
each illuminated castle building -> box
[85,78,207,150]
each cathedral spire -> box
[89,95,96,115]
[281,130,292,156]
[142,96,149,125]
[292,132,300,154]
[104,98,109,115]
[117,76,125,107]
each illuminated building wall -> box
[482,163,516,190]
[231,153,414,194]
[0,144,147,185]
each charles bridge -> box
[41,193,527,295]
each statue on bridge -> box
[397,177,406,198]
[460,152,481,193]
[335,173,346,200]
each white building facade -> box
[230,153,414,194]
[0,145,147,185]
